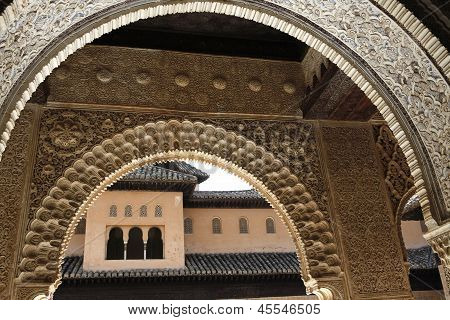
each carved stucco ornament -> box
[49,118,83,150]
[0,0,448,228]
[424,224,450,268]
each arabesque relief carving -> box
[320,124,411,298]
[0,0,448,224]
[20,115,341,285]
[427,232,450,268]
[0,109,34,299]
[372,123,416,264]
[372,124,415,215]
[14,285,50,300]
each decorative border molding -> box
[373,0,449,77]
[0,1,448,226]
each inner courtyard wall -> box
[183,208,294,253]
[66,206,296,256]
[83,191,184,271]
[66,207,428,257]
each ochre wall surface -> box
[83,191,184,271]
[184,208,295,253]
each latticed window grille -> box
[266,217,276,233]
[139,205,147,217]
[109,205,117,217]
[239,217,249,234]
[212,217,222,234]
[125,205,132,217]
[184,218,193,234]
[155,205,162,217]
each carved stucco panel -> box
[320,124,411,298]
[0,109,33,299]
[372,123,415,214]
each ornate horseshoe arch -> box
[0,0,448,230]
[19,120,341,299]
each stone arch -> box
[0,0,448,228]
[19,120,341,298]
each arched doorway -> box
[17,121,340,299]
[106,227,125,260]
[127,227,145,260]
[146,227,163,260]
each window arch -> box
[155,204,162,217]
[146,227,163,259]
[239,217,249,234]
[184,217,193,234]
[139,205,147,217]
[212,217,222,234]
[266,217,276,234]
[109,205,117,217]
[125,205,132,217]
[106,227,124,260]
[127,227,144,260]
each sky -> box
[186,160,251,191]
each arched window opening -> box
[109,205,117,217]
[184,218,193,234]
[239,217,249,234]
[125,205,132,217]
[127,227,144,260]
[139,205,147,217]
[155,204,163,217]
[266,217,276,234]
[146,227,163,259]
[106,227,124,260]
[212,217,222,234]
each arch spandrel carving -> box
[18,120,342,294]
[0,0,448,227]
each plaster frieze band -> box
[0,1,448,224]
